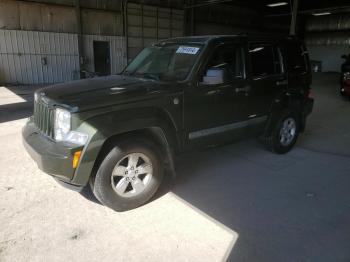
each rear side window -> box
[285,42,308,73]
[249,43,283,78]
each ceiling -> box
[188,0,350,16]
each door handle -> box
[206,90,221,96]
[276,79,288,86]
[235,86,251,93]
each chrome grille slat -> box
[48,109,54,137]
[33,101,54,138]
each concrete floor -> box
[0,73,350,262]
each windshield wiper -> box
[142,73,160,81]
[123,70,131,76]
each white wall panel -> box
[0,29,79,84]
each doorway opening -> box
[93,41,111,76]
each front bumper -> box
[22,120,84,191]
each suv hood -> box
[39,75,175,111]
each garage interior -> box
[0,0,349,84]
[1,0,350,261]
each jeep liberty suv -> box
[23,35,314,211]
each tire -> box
[262,109,300,154]
[91,138,163,212]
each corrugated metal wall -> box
[306,13,350,32]
[83,35,126,74]
[306,32,350,46]
[0,0,186,84]
[127,3,184,59]
[0,0,126,84]
[0,0,124,35]
[308,45,350,72]
[82,9,123,36]
[195,23,259,35]
[194,4,261,35]
[0,0,77,33]
[0,29,79,84]
[305,13,350,72]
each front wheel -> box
[91,138,163,212]
[263,110,300,154]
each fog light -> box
[72,151,82,169]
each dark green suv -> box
[23,35,314,211]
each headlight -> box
[343,72,350,80]
[65,131,88,146]
[54,108,71,141]
[54,108,88,145]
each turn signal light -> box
[72,151,82,169]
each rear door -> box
[283,40,311,89]
[238,42,287,132]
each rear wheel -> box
[91,138,163,212]
[263,110,300,154]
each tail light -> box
[305,89,313,99]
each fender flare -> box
[71,108,180,186]
[264,91,303,136]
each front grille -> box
[33,101,54,138]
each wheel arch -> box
[92,126,177,180]
[71,107,180,186]
[264,91,304,136]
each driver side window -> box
[202,44,244,84]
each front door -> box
[185,43,249,145]
[93,41,111,76]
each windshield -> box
[124,44,202,81]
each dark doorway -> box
[93,41,111,76]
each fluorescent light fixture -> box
[249,47,264,53]
[267,2,288,7]
[312,12,331,16]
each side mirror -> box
[202,68,225,85]
[341,55,347,60]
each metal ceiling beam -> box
[265,5,350,17]
[290,0,299,35]
[75,0,84,78]
[123,0,130,61]
[184,0,234,9]
[19,0,123,11]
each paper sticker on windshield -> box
[176,46,200,55]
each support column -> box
[290,0,299,35]
[191,0,195,35]
[75,0,84,78]
[123,0,130,62]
